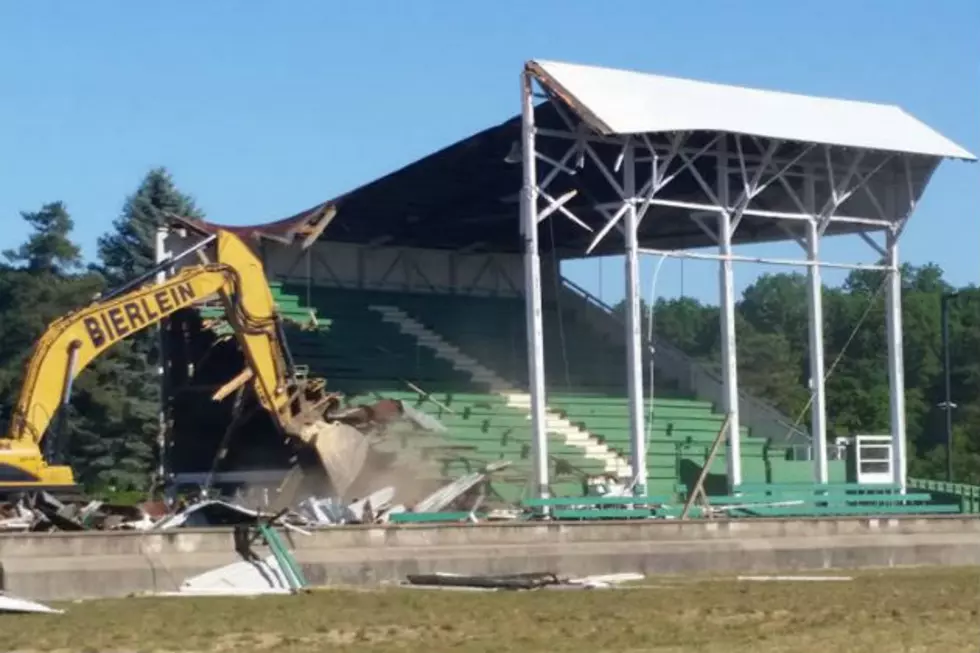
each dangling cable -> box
[623,252,666,494]
[644,255,668,450]
[547,215,572,389]
[785,274,889,443]
[598,256,604,304]
[305,248,312,308]
[680,258,685,298]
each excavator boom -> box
[0,228,371,498]
[10,263,234,446]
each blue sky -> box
[1,1,977,306]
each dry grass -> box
[3,567,980,652]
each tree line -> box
[1,166,977,491]
[0,168,203,492]
[616,263,980,483]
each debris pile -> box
[0,493,156,532]
[158,522,310,598]
[402,571,644,591]
[0,593,64,615]
[0,458,515,533]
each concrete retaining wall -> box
[4,515,980,601]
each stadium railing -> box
[908,478,980,514]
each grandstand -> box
[266,280,839,503]
[161,59,975,517]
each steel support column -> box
[154,226,171,498]
[885,228,907,491]
[805,218,828,483]
[520,69,550,500]
[716,143,741,488]
[622,139,647,495]
[802,168,829,483]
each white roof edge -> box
[529,59,976,162]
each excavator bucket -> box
[283,397,451,503]
[297,420,372,500]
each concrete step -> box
[563,434,595,447]
[503,392,633,472]
[370,303,635,479]
[580,444,614,458]
[377,306,518,393]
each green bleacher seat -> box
[254,282,874,510]
[701,482,963,517]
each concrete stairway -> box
[367,304,630,478]
[368,304,516,393]
[502,391,631,478]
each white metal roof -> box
[530,60,976,161]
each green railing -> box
[517,482,964,520]
[908,478,980,514]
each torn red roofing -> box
[166,202,337,249]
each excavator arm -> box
[5,231,291,449]
[1,229,370,496]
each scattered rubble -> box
[151,499,275,530]
[0,593,63,614]
[402,571,644,591]
[0,458,515,533]
[414,461,509,513]
[161,555,297,597]
[296,485,398,525]
[737,575,853,582]
[0,502,33,531]
[158,522,310,597]
[0,390,526,532]
[0,492,156,532]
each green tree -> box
[78,167,206,491]
[97,167,204,286]
[650,296,718,356]
[0,203,103,470]
[643,260,980,483]
[3,202,82,274]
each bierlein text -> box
[83,282,197,348]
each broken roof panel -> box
[529,59,976,160]
[166,202,337,248]
[173,60,973,256]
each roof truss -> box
[522,72,943,265]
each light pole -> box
[940,291,959,482]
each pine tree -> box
[97,167,204,286]
[0,202,92,397]
[0,202,103,468]
[76,168,206,491]
[3,201,82,274]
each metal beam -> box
[804,170,828,484]
[623,138,647,496]
[520,69,550,501]
[526,82,952,501]
[155,226,172,499]
[885,227,907,492]
[534,126,899,179]
[636,247,891,272]
[716,139,741,489]
[595,197,894,229]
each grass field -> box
[2,567,979,652]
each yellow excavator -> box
[0,226,391,500]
